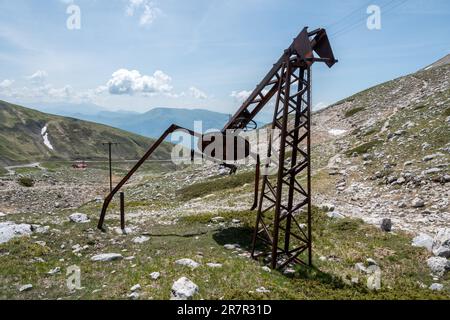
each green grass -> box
[177,171,256,201]
[414,104,428,110]
[345,140,382,156]
[15,167,42,175]
[0,208,447,300]
[0,166,7,176]
[443,107,450,117]
[344,107,365,118]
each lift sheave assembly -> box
[98,26,337,269]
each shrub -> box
[344,107,365,118]
[345,140,382,156]
[18,177,34,187]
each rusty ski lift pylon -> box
[97,27,337,269]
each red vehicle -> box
[72,161,88,169]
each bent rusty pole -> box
[97,124,202,231]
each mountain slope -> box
[308,59,450,234]
[0,100,173,166]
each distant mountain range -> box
[32,104,232,139]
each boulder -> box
[128,292,140,300]
[211,216,225,223]
[411,198,425,208]
[19,284,33,292]
[255,287,270,293]
[427,257,450,276]
[171,277,199,300]
[224,244,240,250]
[429,283,443,291]
[0,222,33,244]
[206,263,223,268]
[380,218,392,232]
[320,203,335,212]
[90,253,123,262]
[175,258,200,269]
[412,233,433,252]
[354,262,368,274]
[48,267,61,275]
[327,212,345,219]
[432,228,450,258]
[132,236,150,244]
[130,284,141,292]
[150,272,161,280]
[69,213,90,224]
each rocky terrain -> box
[0,58,449,300]
[310,61,450,235]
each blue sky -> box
[0,0,449,116]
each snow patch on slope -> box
[328,129,347,136]
[41,125,54,150]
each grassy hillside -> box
[0,100,173,166]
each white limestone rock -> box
[175,258,200,269]
[171,277,199,300]
[69,213,90,224]
[412,233,433,252]
[0,222,33,244]
[91,253,123,262]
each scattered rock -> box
[69,213,90,223]
[48,267,61,275]
[423,154,437,162]
[19,284,33,292]
[130,284,141,292]
[320,203,335,212]
[90,253,123,262]
[412,233,433,252]
[0,222,33,244]
[262,266,272,273]
[255,287,270,293]
[132,236,150,244]
[411,198,425,208]
[224,244,240,250]
[283,268,296,276]
[427,257,450,276]
[211,216,225,223]
[354,262,368,274]
[432,228,450,258]
[175,258,200,269]
[380,218,392,232]
[429,283,443,291]
[232,219,241,224]
[366,258,378,266]
[327,212,345,219]
[171,277,199,300]
[423,168,441,175]
[128,292,140,300]
[150,272,161,280]
[206,263,222,268]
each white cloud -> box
[314,102,329,111]
[188,86,207,99]
[0,79,14,88]
[126,0,162,26]
[27,70,48,84]
[231,90,252,102]
[105,68,173,95]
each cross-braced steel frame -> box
[251,52,313,270]
[97,27,336,271]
